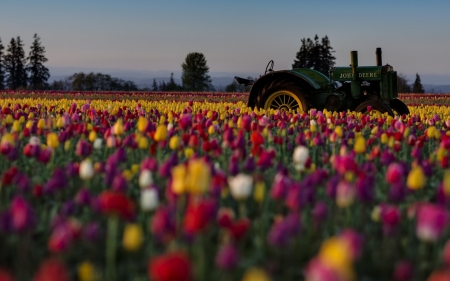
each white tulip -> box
[228,173,253,200]
[29,136,41,146]
[167,123,174,131]
[93,138,103,150]
[79,159,94,180]
[141,188,159,211]
[139,169,153,189]
[293,145,309,171]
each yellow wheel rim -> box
[264,90,302,112]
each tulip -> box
[139,169,153,188]
[122,223,144,251]
[228,173,253,200]
[79,159,94,180]
[386,162,405,185]
[141,188,159,212]
[9,196,36,232]
[154,124,168,142]
[242,268,271,281]
[98,191,135,220]
[416,203,449,242]
[78,261,97,281]
[215,243,239,270]
[185,158,211,194]
[33,258,71,281]
[407,165,426,190]
[293,145,309,171]
[148,251,192,281]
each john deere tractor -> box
[235,48,409,116]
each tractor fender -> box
[247,70,328,108]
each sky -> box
[1,0,450,85]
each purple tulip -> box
[215,243,239,270]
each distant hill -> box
[423,84,450,94]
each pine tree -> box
[292,35,336,75]
[0,38,5,90]
[152,79,158,91]
[412,73,425,93]
[397,73,411,93]
[27,34,50,90]
[181,52,212,91]
[166,72,178,91]
[4,37,28,90]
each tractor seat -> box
[234,76,254,86]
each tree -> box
[412,73,425,93]
[181,52,212,91]
[292,35,336,75]
[4,37,28,89]
[27,34,50,90]
[165,72,180,91]
[0,38,5,90]
[152,79,158,91]
[397,73,411,93]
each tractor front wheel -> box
[257,79,315,113]
[390,99,410,116]
[355,100,394,117]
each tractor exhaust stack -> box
[376,48,382,66]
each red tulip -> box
[148,251,192,281]
[33,258,70,281]
[98,191,135,220]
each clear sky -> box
[1,0,450,84]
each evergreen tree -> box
[412,73,425,93]
[166,72,178,91]
[181,52,212,91]
[27,34,50,90]
[152,79,158,91]
[0,38,5,90]
[292,35,336,75]
[4,37,28,89]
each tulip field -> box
[1,91,450,281]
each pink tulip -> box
[416,203,449,242]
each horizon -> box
[2,0,450,85]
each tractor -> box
[234,48,410,116]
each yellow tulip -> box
[137,116,148,133]
[113,119,124,136]
[407,165,426,190]
[184,147,194,159]
[37,118,46,129]
[88,131,97,142]
[138,137,149,149]
[253,181,265,203]
[443,169,450,195]
[47,132,60,149]
[154,125,167,142]
[353,136,366,154]
[171,164,187,194]
[334,126,343,138]
[122,224,143,251]
[11,120,21,133]
[169,135,180,150]
[242,268,271,281]
[78,261,97,281]
[185,158,211,194]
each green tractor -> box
[235,48,409,116]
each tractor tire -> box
[355,100,394,117]
[256,78,315,113]
[389,99,410,116]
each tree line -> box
[0,33,425,93]
[0,34,50,90]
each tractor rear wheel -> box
[256,78,315,113]
[389,99,410,116]
[355,100,394,117]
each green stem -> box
[106,216,119,281]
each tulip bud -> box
[293,145,309,171]
[122,224,143,251]
[141,188,159,211]
[139,170,153,188]
[228,173,253,200]
[79,159,94,180]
